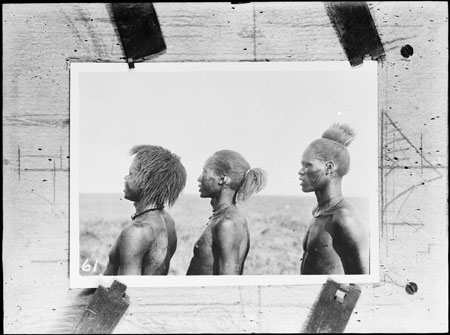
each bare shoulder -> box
[119,224,154,249]
[214,207,246,239]
[333,200,361,223]
[332,200,364,235]
[162,210,176,226]
[222,206,247,225]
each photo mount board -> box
[70,61,380,288]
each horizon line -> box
[79,191,368,198]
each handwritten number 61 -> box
[82,258,98,272]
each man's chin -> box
[123,193,138,202]
[198,191,211,199]
[301,186,313,193]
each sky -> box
[72,62,378,197]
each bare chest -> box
[194,222,214,256]
[305,217,336,252]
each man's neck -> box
[314,179,343,208]
[210,190,234,212]
[134,200,160,213]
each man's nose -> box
[197,175,202,182]
[298,169,304,176]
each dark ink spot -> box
[43,180,47,182]
[38,148,42,150]
[48,158,52,161]
[404,166,409,169]
[393,157,398,160]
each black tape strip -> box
[303,279,361,333]
[326,2,385,66]
[72,281,129,334]
[111,3,166,67]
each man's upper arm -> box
[332,209,369,274]
[213,219,242,275]
[117,226,150,275]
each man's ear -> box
[325,161,335,175]
[218,175,230,185]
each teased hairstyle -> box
[309,123,356,177]
[209,150,267,204]
[130,145,187,207]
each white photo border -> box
[69,61,380,288]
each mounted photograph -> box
[70,61,379,288]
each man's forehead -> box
[302,146,323,162]
[204,156,214,167]
[301,146,315,158]
[130,156,140,170]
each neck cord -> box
[313,197,344,218]
[131,206,164,220]
[206,203,231,225]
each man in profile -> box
[298,124,369,275]
[103,145,186,276]
[186,150,267,275]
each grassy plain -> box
[79,193,369,275]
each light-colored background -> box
[75,62,377,197]
[3,2,448,333]
[70,62,379,287]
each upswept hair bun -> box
[321,123,356,147]
[308,123,356,177]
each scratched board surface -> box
[3,2,448,333]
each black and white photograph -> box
[70,62,379,288]
[4,2,448,333]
